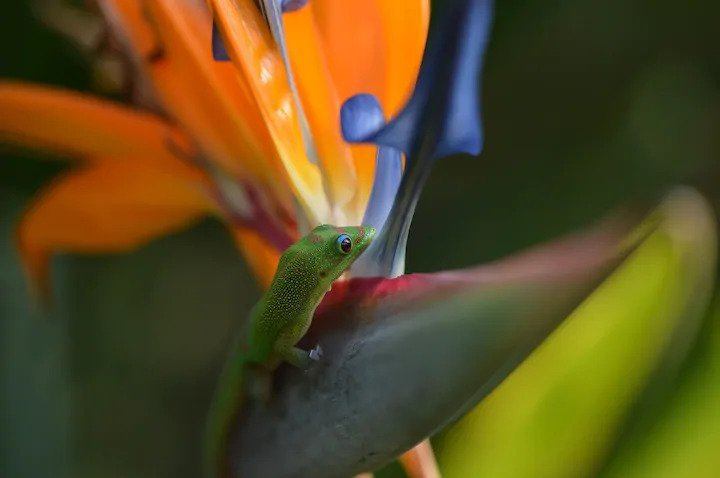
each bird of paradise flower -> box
[0,0,666,477]
[0,0,432,290]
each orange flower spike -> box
[283,8,358,216]
[0,82,190,163]
[208,0,330,226]
[297,1,384,220]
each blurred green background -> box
[1,0,719,477]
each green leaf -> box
[434,188,717,478]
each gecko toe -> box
[309,344,324,361]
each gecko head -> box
[299,224,376,286]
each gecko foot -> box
[309,344,323,362]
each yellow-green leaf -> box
[600,295,720,477]
[435,188,717,478]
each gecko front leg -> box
[276,344,315,369]
[273,319,323,369]
[273,330,323,369]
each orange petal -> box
[18,159,212,299]
[0,81,189,161]
[346,144,378,223]
[208,0,330,224]
[308,0,430,116]
[108,1,250,171]
[373,0,430,116]
[100,0,284,212]
[303,2,383,108]
[232,227,280,290]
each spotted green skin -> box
[205,224,375,478]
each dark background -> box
[2,0,719,476]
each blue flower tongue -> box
[212,21,230,61]
[342,0,494,278]
[340,94,387,143]
[340,95,402,235]
[279,0,308,12]
[341,95,403,277]
[345,0,493,159]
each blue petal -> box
[340,94,387,143]
[340,94,401,232]
[280,0,308,12]
[362,147,403,233]
[342,0,494,278]
[352,146,404,277]
[342,0,494,160]
[341,95,404,277]
[212,20,230,62]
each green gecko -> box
[204,224,376,478]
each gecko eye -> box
[336,234,352,254]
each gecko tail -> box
[203,349,248,478]
[204,357,273,477]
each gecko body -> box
[205,224,375,477]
